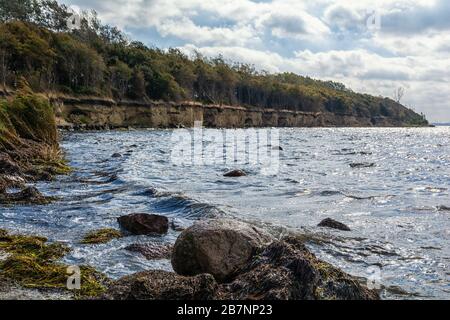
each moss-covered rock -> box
[81,228,123,245]
[0,229,109,299]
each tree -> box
[109,60,132,99]
[393,87,405,103]
[128,68,146,100]
[0,0,37,22]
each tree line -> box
[0,0,427,123]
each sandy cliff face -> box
[53,98,414,129]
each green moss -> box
[0,230,109,299]
[81,228,123,245]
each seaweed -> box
[80,228,123,245]
[0,230,109,299]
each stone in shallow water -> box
[117,213,169,235]
[223,169,247,177]
[349,163,375,168]
[0,187,54,205]
[318,218,351,231]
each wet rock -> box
[350,163,375,168]
[437,205,450,211]
[318,218,351,231]
[172,219,273,282]
[224,169,247,177]
[219,237,379,300]
[0,187,54,205]
[111,153,122,158]
[117,214,169,235]
[102,270,218,300]
[125,243,173,260]
[81,228,123,245]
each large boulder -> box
[171,219,273,282]
[102,270,218,300]
[117,214,169,235]
[220,237,379,300]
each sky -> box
[60,0,450,122]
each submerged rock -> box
[103,270,218,300]
[81,228,123,245]
[437,205,450,211]
[223,170,247,177]
[111,153,122,158]
[318,218,351,231]
[350,163,375,168]
[172,219,272,282]
[125,243,173,260]
[220,237,379,300]
[117,214,169,235]
[0,187,54,205]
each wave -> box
[137,188,226,219]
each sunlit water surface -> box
[1,127,449,299]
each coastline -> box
[52,95,429,130]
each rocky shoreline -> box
[1,90,380,300]
[0,218,379,300]
[101,219,379,300]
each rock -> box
[220,237,379,300]
[0,187,54,205]
[117,214,169,235]
[437,205,450,211]
[125,243,173,260]
[350,163,375,168]
[111,153,122,158]
[223,169,247,177]
[102,270,218,300]
[81,228,123,244]
[318,218,351,231]
[172,219,273,282]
